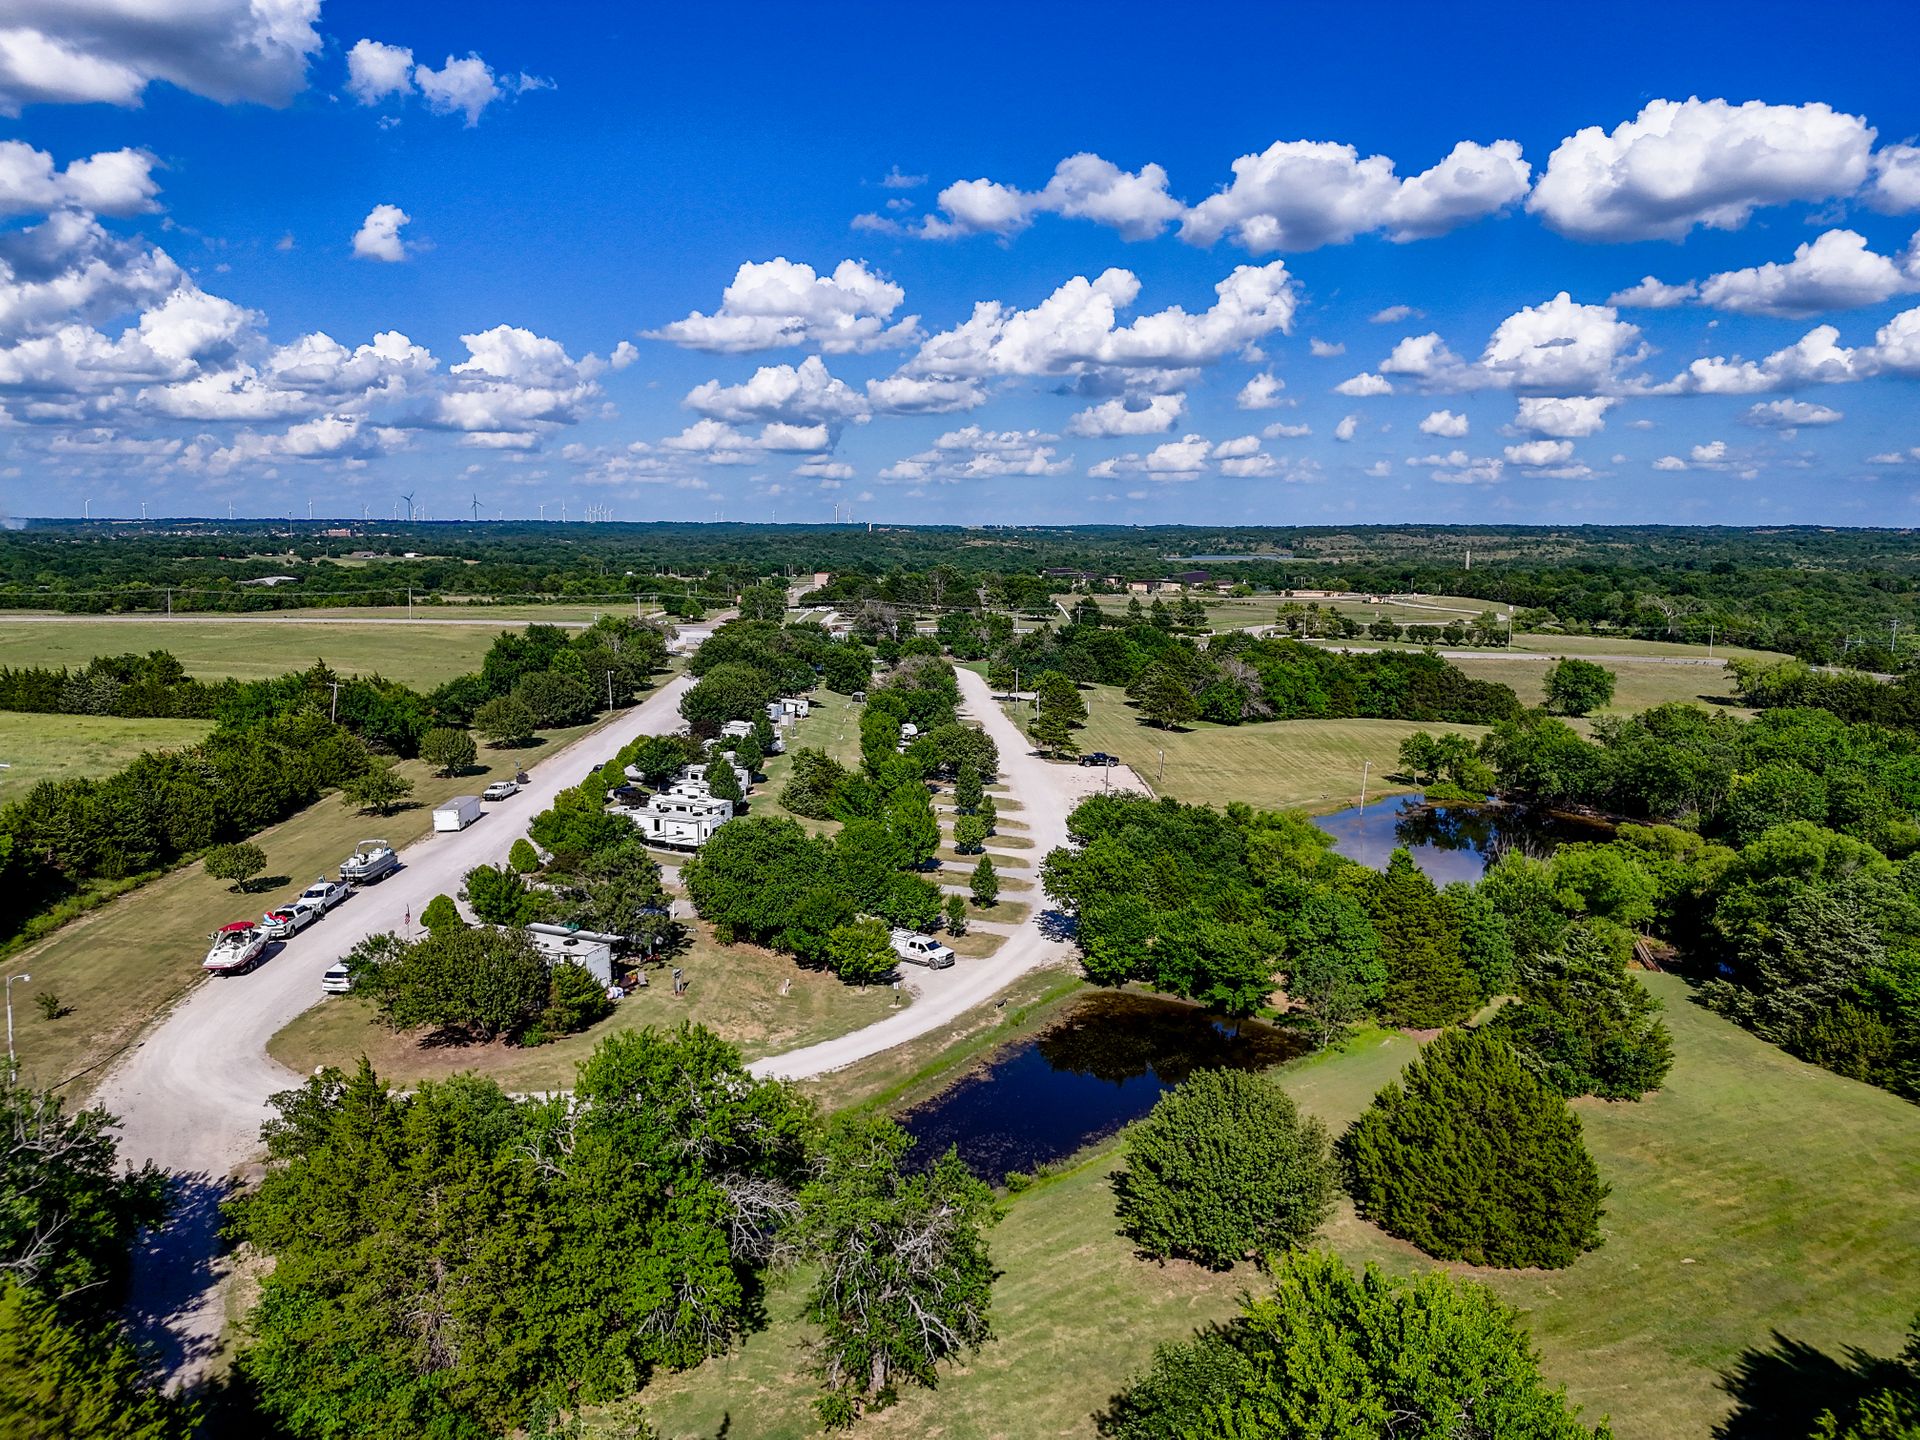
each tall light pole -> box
[5,972,28,1065]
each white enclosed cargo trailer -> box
[433,795,483,832]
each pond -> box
[898,991,1305,1182]
[1311,792,1606,883]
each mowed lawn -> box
[11,717,609,1096]
[1441,655,1747,715]
[636,975,1920,1440]
[1001,682,1486,812]
[0,711,215,803]
[268,924,905,1086]
[0,617,509,686]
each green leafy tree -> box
[782,747,848,820]
[797,1115,998,1425]
[204,841,267,892]
[977,792,999,835]
[1543,657,1618,717]
[733,729,765,776]
[885,783,940,868]
[737,581,789,622]
[461,863,544,926]
[1113,1069,1334,1270]
[952,761,983,814]
[474,694,538,747]
[508,837,541,874]
[1369,849,1477,1028]
[340,759,414,816]
[825,919,897,985]
[685,816,835,949]
[1,1066,170,1324]
[679,662,779,737]
[944,894,968,935]
[1280,891,1385,1043]
[419,893,462,933]
[1033,670,1086,723]
[1339,1027,1608,1269]
[513,670,597,727]
[1102,1249,1610,1440]
[0,1280,195,1439]
[236,1030,813,1439]
[1132,659,1201,729]
[352,926,551,1042]
[419,726,477,777]
[953,813,988,853]
[971,856,1000,907]
[708,754,744,805]
[1490,927,1674,1099]
[1028,705,1079,759]
[541,961,613,1036]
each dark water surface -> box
[1311,792,1605,883]
[898,992,1305,1181]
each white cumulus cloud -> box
[352,204,411,262]
[1420,408,1468,437]
[647,258,918,354]
[0,140,159,217]
[1237,371,1285,409]
[1334,371,1393,397]
[1066,391,1186,437]
[1513,395,1615,437]
[1528,97,1875,242]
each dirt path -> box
[750,667,1134,1082]
[98,675,693,1381]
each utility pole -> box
[407,586,413,621]
[328,681,340,721]
[5,972,27,1065]
[1358,759,1370,810]
[165,587,172,616]
[606,670,614,712]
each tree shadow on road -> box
[125,1170,237,1385]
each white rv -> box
[525,923,622,986]
[617,790,733,849]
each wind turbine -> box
[400,491,417,522]
[470,493,482,522]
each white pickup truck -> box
[890,928,956,969]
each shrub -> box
[1489,927,1674,1099]
[1113,1069,1335,1269]
[1102,1250,1610,1440]
[340,760,413,816]
[203,842,266,892]
[1338,1027,1607,1269]
[953,813,988,853]
[507,838,541,874]
[461,864,543,926]
[944,894,968,936]
[352,926,550,1043]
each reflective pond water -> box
[898,991,1305,1181]
[1311,792,1606,883]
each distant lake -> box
[898,992,1303,1182]
[1165,553,1294,563]
[1311,792,1605,883]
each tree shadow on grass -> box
[1715,1331,1908,1439]
[239,874,291,895]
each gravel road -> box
[751,666,1134,1082]
[98,674,692,1378]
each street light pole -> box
[5,972,28,1065]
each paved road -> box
[751,666,1135,1082]
[98,674,692,1379]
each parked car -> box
[299,878,351,912]
[890,928,956,969]
[1079,751,1119,767]
[258,900,320,940]
[320,961,354,995]
[481,779,519,801]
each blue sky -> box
[3,0,1920,525]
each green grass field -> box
[267,925,905,1085]
[0,712,216,802]
[0,618,510,686]
[12,716,611,1095]
[1005,683,1485,812]
[1441,655,1747,715]
[636,975,1920,1440]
